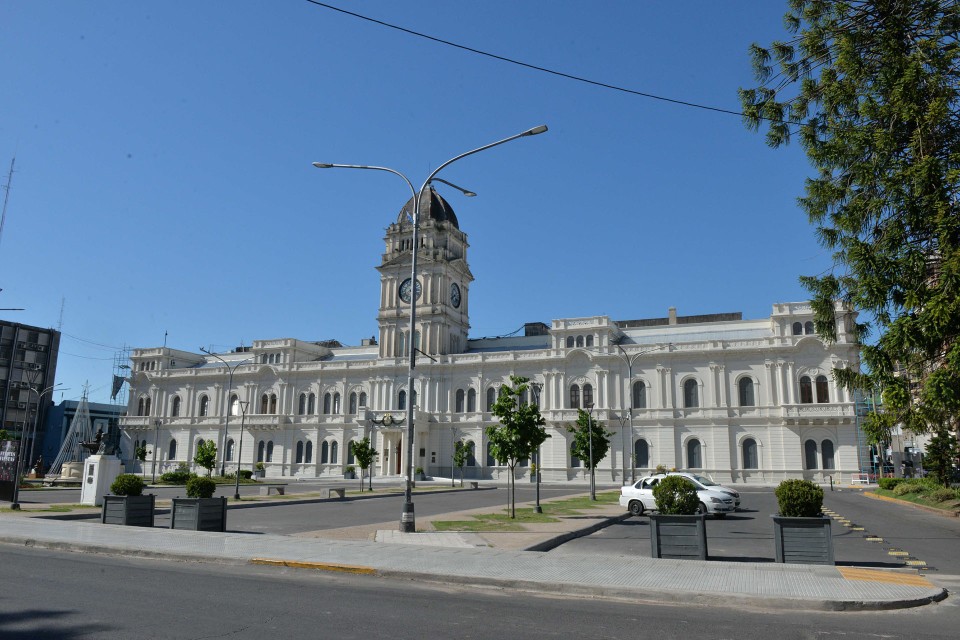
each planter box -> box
[649,513,708,560]
[772,515,834,565]
[170,497,227,532]
[344,471,356,480]
[101,494,155,527]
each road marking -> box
[865,536,884,542]
[888,550,909,556]
[905,560,927,567]
[851,526,865,531]
[251,558,377,575]
[838,567,934,587]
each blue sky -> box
[1,1,825,405]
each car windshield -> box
[692,474,718,486]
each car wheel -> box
[629,500,644,516]
[696,502,708,515]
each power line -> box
[304,1,753,119]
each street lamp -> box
[233,400,249,500]
[10,382,65,510]
[313,124,548,532]
[531,381,544,513]
[152,419,160,483]
[585,403,596,501]
[199,348,253,476]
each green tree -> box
[924,427,959,487]
[453,440,469,488]
[135,443,148,463]
[566,409,614,500]
[351,437,377,492]
[487,375,549,518]
[740,1,960,442]
[193,440,217,477]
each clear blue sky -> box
[1,1,825,405]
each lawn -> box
[431,490,619,532]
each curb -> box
[523,512,632,551]
[864,491,960,518]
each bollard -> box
[829,475,834,491]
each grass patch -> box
[431,490,620,532]
[432,516,529,532]
[874,488,960,512]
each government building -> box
[119,190,862,485]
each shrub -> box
[185,475,217,499]
[652,476,699,515]
[878,477,904,490]
[159,463,193,485]
[775,479,823,517]
[893,480,932,496]
[930,488,956,503]
[255,462,265,471]
[345,465,355,474]
[110,474,145,497]
[238,469,253,480]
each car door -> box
[638,477,659,509]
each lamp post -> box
[313,124,547,532]
[585,403,596,501]
[531,381,544,513]
[152,419,160,483]
[199,348,253,477]
[233,400,249,500]
[10,382,64,510]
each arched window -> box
[260,394,269,414]
[582,383,594,408]
[225,438,235,462]
[792,321,803,335]
[269,394,277,414]
[411,389,418,408]
[143,397,152,416]
[307,393,316,414]
[569,384,580,409]
[331,441,339,463]
[467,388,477,412]
[198,395,209,417]
[804,321,815,335]
[298,393,307,415]
[738,378,755,407]
[321,441,330,464]
[804,439,818,469]
[575,335,584,348]
[742,438,758,469]
[168,439,178,460]
[683,379,699,408]
[485,387,496,412]
[349,392,358,414]
[687,438,702,468]
[486,442,497,466]
[585,335,594,347]
[634,439,649,468]
[296,441,304,463]
[821,439,835,469]
[359,392,367,408]
[799,376,813,404]
[816,375,830,403]
[305,441,313,464]
[566,336,574,348]
[171,396,181,417]
[632,381,646,409]
[266,441,274,463]
[398,390,407,411]
[347,441,355,465]
[257,440,265,463]
[571,441,581,467]
[323,393,332,414]
[333,393,341,414]
[137,397,146,417]
[229,394,239,416]
[455,389,465,413]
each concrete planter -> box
[101,494,155,527]
[649,513,708,560]
[772,515,834,564]
[170,496,227,532]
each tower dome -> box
[397,187,459,229]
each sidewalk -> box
[0,495,947,612]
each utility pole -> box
[0,158,15,254]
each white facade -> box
[120,192,862,485]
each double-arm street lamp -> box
[233,400,249,500]
[585,402,596,500]
[313,124,548,532]
[610,340,669,483]
[199,348,253,477]
[530,381,544,513]
[10,382,66,510]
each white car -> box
[619,472,740,517]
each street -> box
[1,545,958,640]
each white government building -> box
[120,189,862,485]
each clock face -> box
[398,278,422,303]
[450,283,462,308]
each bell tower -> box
[376,188,473,359]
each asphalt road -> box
[2,546,959,640]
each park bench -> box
[259,484,287,496]
[469,481,480,489]
[319,486,346,499]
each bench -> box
[469,481,480,490]
[319,487,346,499]
[259,484,287,496]
[851,473,870,485]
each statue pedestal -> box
[80,455,122,506]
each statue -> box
[79,427,104,455]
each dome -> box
[397,187,459,229]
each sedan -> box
[619,473,738,517]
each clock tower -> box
[376,187,473,359]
